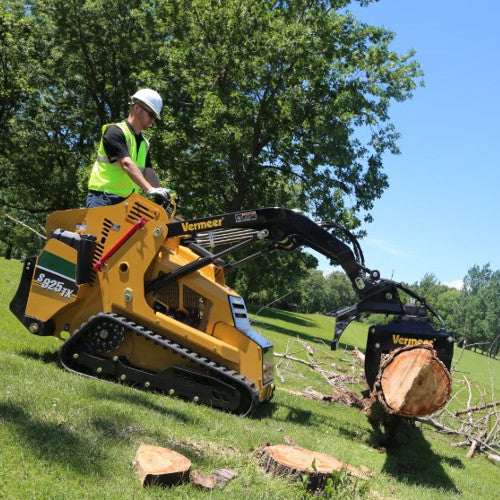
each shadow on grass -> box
[251,400,314,425]
[17,348,205,425]
[279,404,314,425]
[252,320,332,344]
[251,400,279,419]
[335,342,365,352]
[89,396,231,466]
[91,415,138,441]
[264,394,462,494]
[370,422,462,493]
[18,349,59,365]
[90,388,200,425]
[0,402,105,474]
[252,399,327,428]
[250,307,317,328]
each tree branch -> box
[4,213,47,240]
[455,402,500,416]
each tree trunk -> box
[372,345,452,417]
[133,444,191,487]
[258,444,369,491]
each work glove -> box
[147,187,171,199]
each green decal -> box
[37,251,76,280]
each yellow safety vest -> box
[88,121,149,197]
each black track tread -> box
[58,312,260,415]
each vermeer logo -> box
[181,218,224,232]
[392,335,435,346]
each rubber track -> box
[58,312,260,416]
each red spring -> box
[93,217,148,271]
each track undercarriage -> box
[60,313,259,415]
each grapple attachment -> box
[330,283,455,390]
[364,316,454,389]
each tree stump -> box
[133,444,191,487]
[258,444,369,491]
[372,344,452,417]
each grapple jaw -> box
[329,278,455,387]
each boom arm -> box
[167,207,365,281]
[153,207,442,327]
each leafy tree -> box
[229,248,318,308]
[153,0,422,299]
[294,269,330,313]
[276,269,356,314]
[463,263,492,294]
[431,287,461,333]
[1,0,159,218]
[2,0,422,219]
[414,273,440,296]
[482,270,500,355]
[0,0,169,256]
[325,271,357,313]
[152,0,423,224]
[470,269,500,355]
[1,0,423,294]
[409,274,447,325]
[453,264,498,353]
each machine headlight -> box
[262,347,274,383]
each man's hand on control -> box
[147,187,171,199]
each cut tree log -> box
[258,444,370,491]
[372,345,452,417]
[191,470,216,490]
[191,468,238,490]
[133,444,191,487]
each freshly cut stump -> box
[373,345,452,417]
[258,444,368,491]
[133,444,191,487]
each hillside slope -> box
[1,257,498,499]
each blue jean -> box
[86,191,125,208]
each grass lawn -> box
[1,257,499,499]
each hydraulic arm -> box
[164,207,443,323]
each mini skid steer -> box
[10,194,455,415]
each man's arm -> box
[119,157,154,192]
[144,166,162,188]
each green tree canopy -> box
[152,0,423,223]
[405,266,499,356]
[454,264,499,353]
[1,0,423,297]
[1,0,422,222]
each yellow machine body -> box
[15,194,274,413]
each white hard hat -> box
[131,88,163,118]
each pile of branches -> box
[417,375,499,461]
[414,345,500,460]
[273,338,499,461]
[273,337,369,411]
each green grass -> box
[1,257,499,499]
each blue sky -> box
[313,0,499,288]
